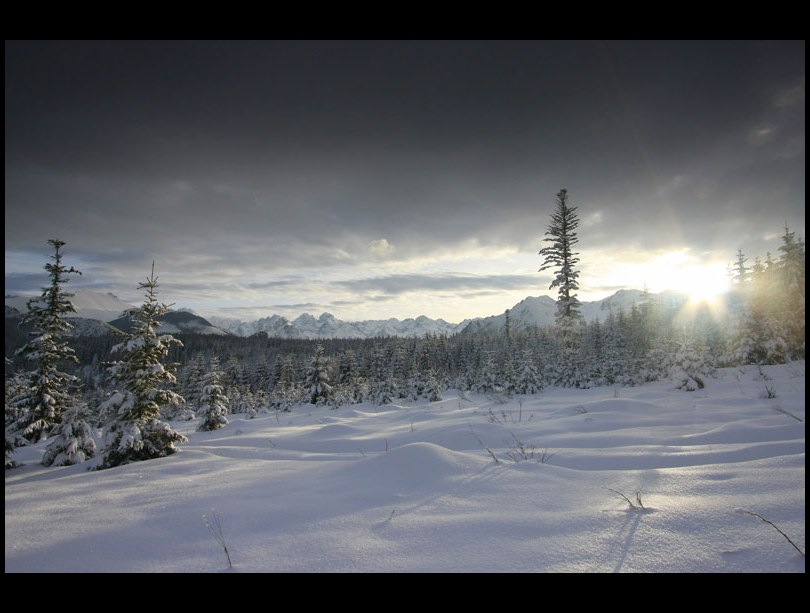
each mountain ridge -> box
[461,289,691,334]
[6,288,697,339]
[207,311,466,339]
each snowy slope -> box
[66,318,122,337]
[210,312,464,339]
[5,362,804,573]
[5,290,134,322]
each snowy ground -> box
[5,362,805,573]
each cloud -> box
[773,76,805,108]
[335,273,544,295]
[246,280,299,290]
[368,239,395,257]
[5,41,804,322]
[333,249,353,260]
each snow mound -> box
[343,442,478,494]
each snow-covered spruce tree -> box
[667,331,716,391]
[539,188,583,340]
[369,346,397,405]
[776,225,805,359]
[197,356,229,432]
[305,344,332,405]
[11,239,83,445]
[41,402,96,467]
[729,255,787,365]
[425,369,443,402]
[514,348,542,394]
[476,351,500,394]
[96,265,187,470]
[253,358,271,395]
[5,365,27,469]
[271,355,303,411]
[405,369,424,402]
[174,353,205,420]
[337,349,361,403]
[5,434,18,470]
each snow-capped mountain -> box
[108,310,230,336]
[5,291,229,336]
[461,289,690,334]
[5,290,134,322]
[209,312,465,339]
[207,289,694,339]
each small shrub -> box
[606,487,646,511]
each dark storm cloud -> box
[5,40,805,314]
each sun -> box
[640,251,731,305]
[686,267,730,304]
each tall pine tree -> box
[96,265,187,469]
[539,189,583,340]
[10,239,83,445]
[539,189,582,321]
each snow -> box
[5,362,804,573]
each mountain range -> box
[6,288,697,340]
[462,289,691,334]
[4,291,228,337]
[207,312,465,339]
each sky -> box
[5,40,805,323]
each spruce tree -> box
[173,353,204,420]
[731,254,787,365]
[11,239,83,444]
[96,265,187,469]
[667,331,715,391]
[272,355,302,411]
[514,349,542,394]
[305,344,332,405]
[733,249,749,285]
[5,433,18,470]
[197,357,230,432]
[5,366,29,469]
[337,349,360,403]
[41,402,96,467]
[425,369,443,402]
[539,189,583,336]
[369,346,397,405]
[776,225,805,359]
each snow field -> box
[5,362,805,572]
